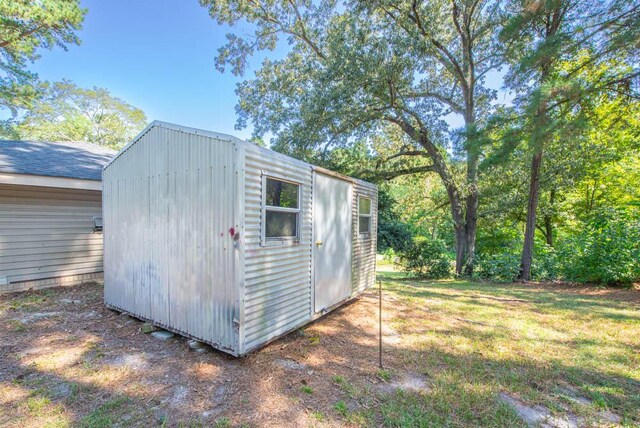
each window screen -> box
[358,197,371,234]
[264,177,300,240]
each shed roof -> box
[0,140,116,181]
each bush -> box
[475,243,558,282]
[531,243,558,281]
[475,252,520,282]
[400,236,452,279]
[377,220,413,253]
[558,209,640,285]
[380,247,399,264]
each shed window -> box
[358,197,371,234]
[264,177,300,240]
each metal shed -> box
[102,121,377,356]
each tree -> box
[0,0,85,128]
[500,0,640,280]
[200,0,505,275]
[17,80,147,148]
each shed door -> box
[313,172,352,313]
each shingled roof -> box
[0,140,117,181]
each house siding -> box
[0,184,103,293]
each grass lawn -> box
[376,269,640,427]
[0,270,638,427]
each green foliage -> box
[334,400,349,417]
[380,248,397,265]
[201,0,511,275]
[400,236,452,279]
[378,220,413,253]
[79,396,130,428]
[531,244,558,281]
[16,80,147,148]
[558,209,640,285]
[0,0,85,124]
[475,252,520,283]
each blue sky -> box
[31,0,277,140]
[31,0,510,141]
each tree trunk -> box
[454,224,466,276]
[543,215,553,246]
[416,130,467,276]
[543,189,555,247]
[519,8,563,281]
[447,186,467,276]
[520,148,543,280]
[464,153,479,276]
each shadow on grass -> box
[378,271,640,323]
[0,278,638,427]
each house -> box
[0,140,116,293]
[103,121,378,356]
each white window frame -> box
[358,196,372,236]
[261,173,302,246]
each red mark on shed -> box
[229,227,235,236]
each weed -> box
[301,385,314,394]
[8,319,25,332]
[377,369,392,382]
[332,375,345,384]
[79,396,129,428]
[214,417,230,427]
[310,411,325,421]
[26,396,51,415]
[334,400,349,417]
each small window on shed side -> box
[264,177,301,241]
[358,197,371,235]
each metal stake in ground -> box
[378,277,383,369]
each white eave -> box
[0,172,102,191]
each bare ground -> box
[1,277,638,427]
[0,282,405,427]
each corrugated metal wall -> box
[103,121,377,356]
[0,184,103,289]
[352,179,378,294]
[103,125,239,353]
[241,144,313,354]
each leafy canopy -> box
[0,0,85,119]
[17,80,148,149]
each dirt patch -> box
[274,358,308,370]
[499,393,579,428]
[499,392,622,428]
[377,371,431,395]
[0,283,398,427]
[0,281,634,427]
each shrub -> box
[475,243,558,282]
[558,209,640,285]
[531,243,558,281]
[378,220,413,253]
[400,236,452,279]
[381,247,398,264]
[475,252,520,282]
